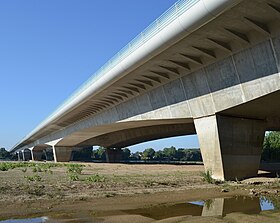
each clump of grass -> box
[21,168,27,173]
[85,174,106,183]
[69,174,79,181]
[32,165,42,173]
[24,174,42,182]
[201,170,214,184]
[67,164,84,174]
[0,163,9,171]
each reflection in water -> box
[0,196,278,222]
[123,196,263,220]
[0,217,48,223]
[202,196,261,217]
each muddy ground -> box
[0,162,280,222]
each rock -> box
[221,188,229,193]
[249,189,257,195]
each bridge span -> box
[11,0,280,180]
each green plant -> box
[21,168,27,173]
[67,164,83,174]
[32,166,42,172]
[0,163,9,171]
[24,174,42,182]
[69,174,79,181]
[85,174,106,183]
[201,170,214,184]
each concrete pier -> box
[52,147,73,162]
[195,115,266,180]
[105,148,122,163]
[31,150,43,161]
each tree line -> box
[91,146,202,162]
[1,131,280,162]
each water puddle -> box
[1,196,279,222]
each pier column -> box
[21,150,26,161]
[30,147,44,161]
[105,148,122,163]
[32,151,43,161]
[194,115,266,180]
[45,138,73,162]
[52,146,73,162]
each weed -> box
[69,174,79,181]
[32,166,42,173]
[204,199,213,209]
[24,174,42,182]
[67,164,83,174]
[201,170,214,184]
[85,174,106,183]
[0,163,10,171]
[21,168,27,173]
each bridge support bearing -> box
[52,146,73,162]
[105,148,122,163]
[194,115,266,181]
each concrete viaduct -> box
[11,0,280,181]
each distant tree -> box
[130,152,141,160]
[184,149,202,161]
[262,131,280,161]
[142,148,155,160]
[154,150,165,160]
[92,146,107,161]
[0,148,10,160]
[176,148,185,160]
[163,146,177,160]
[122,148,131,161]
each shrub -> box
[0,163,9,171]
[24,174,42,182]
[201,170,214,184]
[85,174,106,183]
[67,164,83,174]
[69,174,79,181]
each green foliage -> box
[163,146,177,161]
[201,170,214,184]
[92,147,107,161]
[32,165,42,173]
[262,131,280,162]
[0,163,9,171]
[24,174,42,182]
[142,148,155,160]
[0,162,64,173]
[67,164,84,174]
[140,147,202,162]
[85,174,106,183]
[69,174,79,181]
[0,148,11,160]
[122,148,131,161]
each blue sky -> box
[0,0,199,152]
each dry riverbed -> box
[1,162,280,222]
